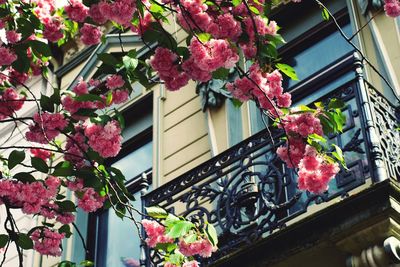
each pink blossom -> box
[99,0,136,27]
[9,68,29,86]
[112,89,130,104]
[277,93,292,108]
[142,219,174,248]
[189,38,239,72]
[31,228,65,256]
[0,47,17,66]
[89,3,108,24]
[384,0,400,17]
[61,94,96,116]
[30,149,52,161]
[42,17,64,42]
[149,47,189,91]
[64,129,89,167]
[0,88,25,119]
[77,188,105,212]
[106,75,125,90]
[26,112,68,144]
[276,138,306,168]
[65,0,89,22]
[178,238,216,258]
[80,24,102,45]
[283,113,323,138]
[56,213,75,224]
[207,14,242,40]
[6,30,21,44]
[84,120,122,158]
[73,78,89,95]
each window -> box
[88,94,153,267]
[248,0,355,134]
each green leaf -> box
[168,253,184,265]
[164,214,180,228]
[80,260,94,267]
[40,94,54,113]
[167,221,194,238]
[29,40,53,57]
[249,5,260,14]
[231,99,243,108]
[31,157,49,173]
[155,242,177,252]
[212,68,230,79]
[184,233,197,243]
[205,223,218,246]
[328,98,345,110]
[56,200,76,212]
[14,172,36,183]
[197,33,211,43]
[74,94,104,102]
[307,133,327,144]
[232,0,242,6]
[8,150,25,170]
[145,206,168,219]
[52,161,73,177]
[16,233,33,250]
[332,144,345,163]
[58,261,77,267]
[321,8,330,21]
[123,55,138,72]
[276,63,299,81]
[176,47,190,60]
[97,53,120,67]
[59,225,72,238]
[0,235,9,248]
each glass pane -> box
[112,141,153,180]
[96,191,144,267]
[284,23,353,88]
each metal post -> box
[353,52,388,182]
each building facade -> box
[3,0,400,266]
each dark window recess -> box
[86,94,153,267]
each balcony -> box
[141,52,400,266]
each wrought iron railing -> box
[141,53,400,266]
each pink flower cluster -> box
[178,238,216,258]
[227,65,291,116]
[64,128,88,167]
[6,30,21,44]
[0,176,75,225]
[282,113,323,138]
[31,228,65,256]
[0,88,25,120]
[297,146,340,194]
[30,148,52,161]
[97,0,136,27]
[77,188,105,212]
[67,179,105,213]
[64,0,88,22]
[142,219,174,247]
[26,112,68,144]
[80,24,101,46]
[149,47,189,91]
[384,0,400,17]
[185,38,239,76]
[0,47,17,66]
[84,120,122,158]
[276,114,340,194]
[42,17,64,42]
[106,75,125,90]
